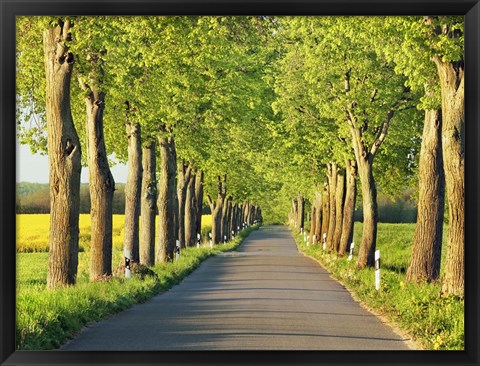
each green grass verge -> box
[16,225,258,350]
[293,222,464,350]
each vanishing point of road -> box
[62,226,413,351]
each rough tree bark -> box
[44,19,82,289]
[309,195,317,244]
[326,162,337,250]
[157,135,177,262]
[406,109,444,283]
[320,183,330,242]
[355,157,378,268]
[194,171,204,241]
[177,162,192,249]
[207,175,226,244]
[296,193,304,233]
[433,55,464,297]
[314,190,323,244]
[79,76,115,281]
[347,106,395,268]
[332,171,345,253]
[124,121,142,263]
[185,171,197,247]
[140,141,157,266]
[220,196,230,242]
[339,159,357,256]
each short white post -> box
[232,230,235,240]
[237,226,240,232]
[175,240,180,260]
[348,242,355,261]
[300,227,303,234]
[375,250,381,290]
[224,235,227,244]
[209,232,213,248]
[124,249,131,279]
[322,233,327,250]
[197,233,201,248]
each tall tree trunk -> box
[140,141,157,266]
[347,106,394,268]
[309,195,317,244]
[156,135,177,262]
[177,162,192,249]
[320,183,330,242]
[230,203,238,236]
[407,109,444,282]
[44,19,82,289]
[249,204,256,225]
[207,175,226,244]
[185,172,196,247]
[433,56,464,297]
[81,81,115,280]
[195,171,204,241]
[355,158,378,268]
[220,197,229,242]
[245,201,252,226]
[290,199,297,227]
[237,204,243,232]
[339,159,357,256]
[124,122,142,263]
[333,171,345,252]
[224,198,233,241]
[296,193,304,233]
[314,190,323,244]
[326,162,337,250]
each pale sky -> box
[16,140,128,184]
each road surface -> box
[62,226,413,350]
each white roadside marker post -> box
[124,249,131,279]
[175,240,180,260]
[209,232,213,248]
[375,250,381,290]
[197,233,201,248]
[322,233,327,250]
[224,235,227,244]
[232,230,235,240]
[348,242,355,261]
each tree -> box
[124,120,142,263]
[426,17,464,297]
[283,17,416,267]
[365,17,454,286]
[157,134,177,262]
[74,17,116,280]
[339,159,357,256]
[43,18,82,288]
[140,140,157,266]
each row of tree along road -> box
[17,16,463,298]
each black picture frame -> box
[1,1,479,365]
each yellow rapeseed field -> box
[16,214,212,253]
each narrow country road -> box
[62,226,412,350]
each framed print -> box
[2,0,479,365]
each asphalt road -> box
[62,226,412,350]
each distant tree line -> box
[16,182,213,216]
[16,182,126,214]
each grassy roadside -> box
[16,225,258,350]
[292,223,464,350]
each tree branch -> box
[369,109,394,159]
